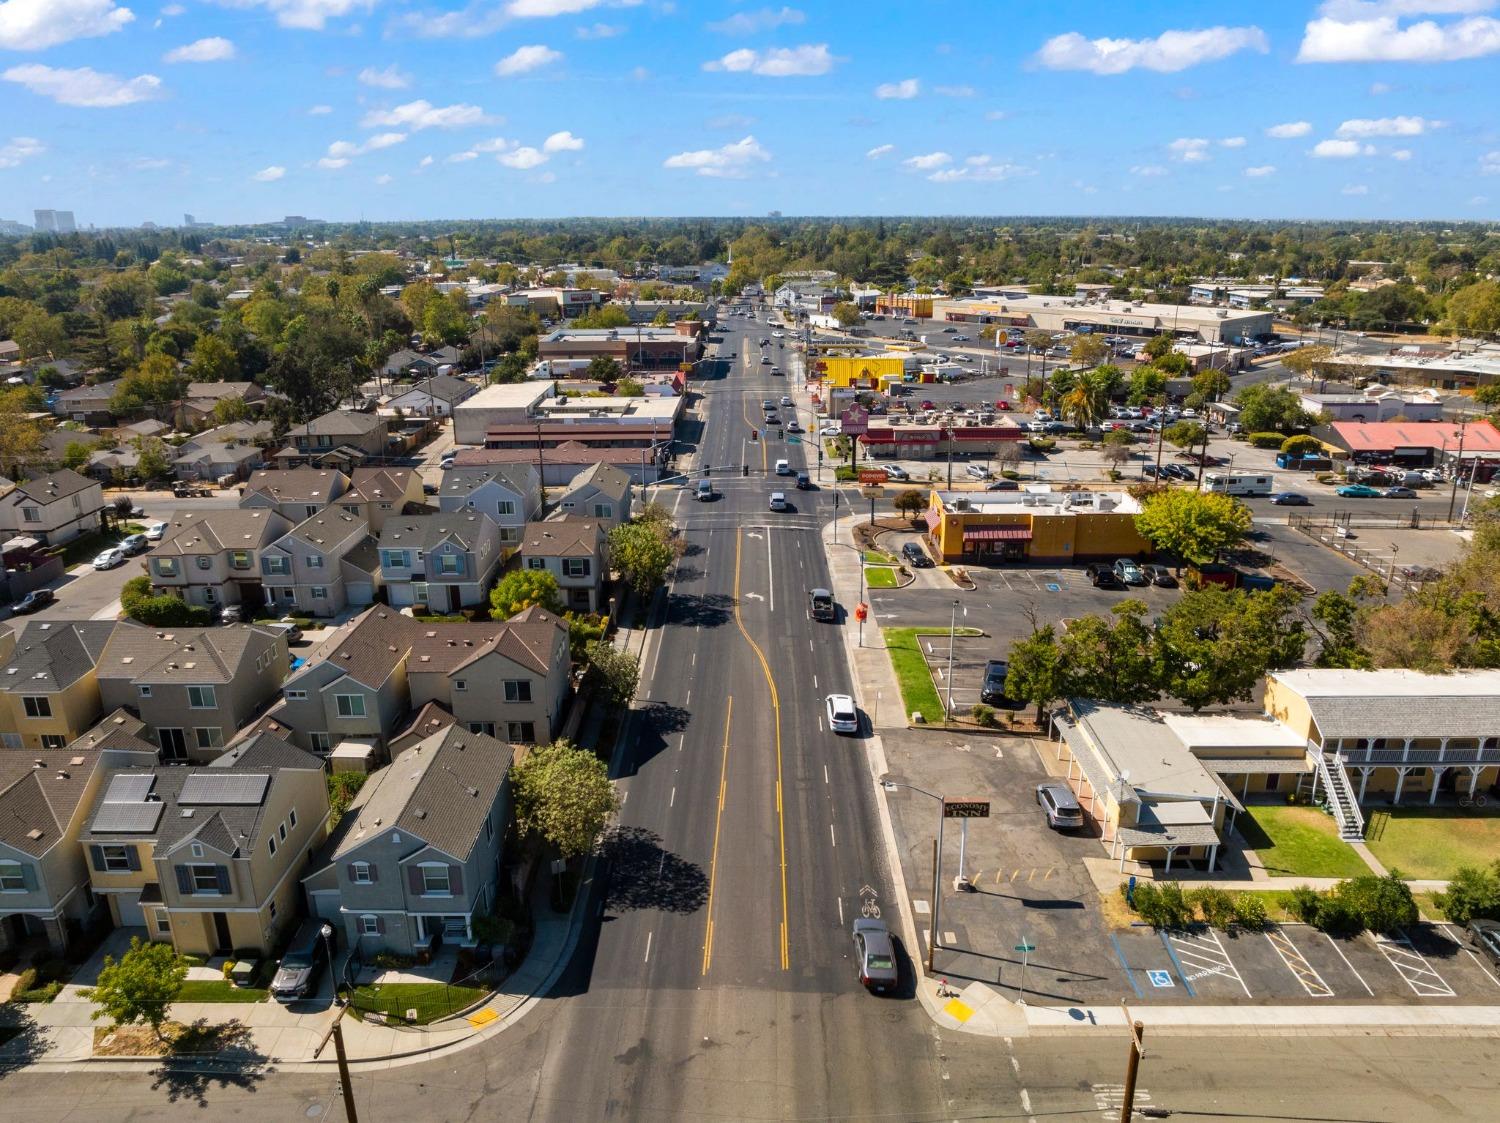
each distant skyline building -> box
[33,209,76,234]
[0,218,31,237]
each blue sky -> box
[2,0,1499,227]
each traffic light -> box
[777,428,784,438]
[742,465,749,476]
[704,466,711,476]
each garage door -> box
[308,890,342,923]
[115,892,145,927]
[346,582,374,606]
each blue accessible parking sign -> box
[1147,970,1174,988]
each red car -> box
[920,399,935,410]
[994,400,1011,411]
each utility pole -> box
[928,836,941,973]
[945,598,959,719]
[331,1018,359,1123]
[1119,1018,1146,1123]
[1447,413,1467,523]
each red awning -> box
[962,526,1032,541]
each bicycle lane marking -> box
[1166,927,1250,998]
[1110,932,1145,999]
[1372,932,1455,997]
[1440,924,1500,991]
[1157,930,1197,997]
[1264,926,1334,998]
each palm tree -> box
[1060,369,1112,430]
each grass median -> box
[864,566,899,589]
[883,625,983,724]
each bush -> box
[1248,432,1284,449]
[969,703,996,727]
[13,981,63,1003]
[1126,881,1194,930]
[1191,886,1237,929]
[1232,893,1268,930]
[1335,873,1418,934]
[833,466,856,482]
[1433,862,1500,925]
[13,967,37,994]
[1287,884,1323,924]
[1029,438,1057,453]
[1280,434,1324,457]
[1000,469,1020,480]
[35,958,70,984]
[120,576,213,628]
[1311,894,1362,935]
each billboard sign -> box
[840,404,870,436]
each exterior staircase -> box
[1315,749,1366,841]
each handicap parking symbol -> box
[1146,970,1174,988]
[1045,582,1061,592]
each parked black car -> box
[1084,562,1124,589]
[980,659,1019,707]
[271,922,336,1003]
[9,589,56,615]
[901,541,933,568]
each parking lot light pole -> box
[879,778,945,973]
[945,598,960,719]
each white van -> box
[775,459,793,475]
[696,480,714,501]
[769,491,788,511]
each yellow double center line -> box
[733,529,790,971]
[701,697,733,975]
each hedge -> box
[1248,432,1285,449]
[120,575,213,628]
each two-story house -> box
[174,382,265,431]
[0,740,159,955]
[0,620,115,750]
[173,439,265,484]
[386,373,479,418]
[437,464,541,553]
[276,409,389,469]
[275,605,571,757]
[336,466,424,534]
[520,517,607,612]
[301,725,513,956]
[555,463,633,530]
[260,510,371,617]
[378,512,503,612]
[96,622,290,762]
[240,468,351,523]
[146,509,292,611]
[79,734,329,955]
[0,469,106,546]
[52,381,121,427]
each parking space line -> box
[1157,931,1197,997]
[1441,925,1500,990]
[1109,933,1145,999]
[1166,929,1249,997]
[1265,927,1333,998]
[1322,933,1374,996]
[1373,932,1455,997]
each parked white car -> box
[92,547,126,570]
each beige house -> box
[520,517,607,612]
[96,622,290,762]
[240,468,351,522]
[276,409,390,469]
[79,734,329,956]
[174,382,265,430]
[0,620,115,750]
[555,463,633,530]
[146,508,292,611]
[0,469,106,546]
[260,509,372,618]
[337,466,424,533]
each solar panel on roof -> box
[178,773,271,805]
[104,773,156,802]
[91,801,164,834]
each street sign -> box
[840,404,870,437]
[942,800,991,819]
[1014,943,1036,953]
[787,436,802,445]
[858,469,888,484]
[860,487,885,500]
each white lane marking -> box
[1442,925,1500,989]
[812,674,818,690]
[912,899,930,914]
[691,652,697,667]
[644,931,652,963]
[670,787,675,808]
[823,765,829,785]
[685,689,691,707]
[1019,1089,1031,1115]
[766,525,775,612]
[830,823,836,848]
[1322,932,1374,996]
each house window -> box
[189,864,221,894]
[437,554,462,575]
[286,690,307,701]
[380,550,407,569]
[526,557,545,571]
[196,556,212,570]
[191,844,203,858]
[358,914,379,935]
[269,900,278,921]
[289,808,297,828]
[278,822,287,842]
[1264,774,1281,792]
[496,501,515,516]
[187,685,216,709]
[592,504,613,519]
[155,558,178,576]
[411,583,429,604]
[420,865,451,896]
[454,680,467,692]
[0,861,25,891]
[99,846,133,872]
[262,556,289,575]
[230,551,251,570]
[507,721,537,743]
[0,733,19,749]
[303,506,318,520]
[351,862,372,883]
[563,558,591,578]
[22,696,52,719]
[41,734,65,749]
[154,910,171,936]
[308,554,324,569]
[204,587,218,604]
[311,586,329,599]
[500,527,520,544]
[503,680,532,704]
[194,728,222,750]
[343,505,359,516]
[138,685,152,698]
[468,722,496,736]
[309,732,332,754]
[20,506,40,523]
[335,694,366,718]
[267,835,278,858]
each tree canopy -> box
[1134,488,1253,568]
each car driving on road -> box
[851,918,898,994]
[1270,492,1311,506]
[9,588,55,615]
[825,693,859,734]
[1336,484,1382,498]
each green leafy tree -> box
[1310,578,1381,669]
[83,936,188,1044]
[1060,368,1112,430]
[1101,428,1134,466]
[1434,862,1500,924]
[1191,369,1232,401]
[186,333,239,382]
[1128,365,1167,406]
[327,771,368,828]
[1004,624,1066,722]
[607,519,676,596]
[1280,434,1324,457]
[1163,420,1207,452]
[111,353,184,420]
[572,305,631,329]
[510,739,620,860]
[584,639,640,707]
[135,438,171,482]
[1134,488,1253,568]
[212,396,251,426]
[1234,384,1313,434]
[1143,332,1176,360]
[1068,334,1109,368]
[893,489,927,519]
[62,441,93,471]
[1445,280,1500,335]
[1023,328,1052,356]
[616,378,645,396]
[586,355,622,383]
[1281,344,1333,382]
[1058,601,1159,704]
[1153,585,1306,710]
[1154,351,1191,378]
[265,307,368,421]
[651,308,672,327]
[831,301,861,327]
[490,569,564,619]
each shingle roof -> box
[0,743,156,857]
[68,708,153,752]
[390,701,458,754]
[0,620,115,694]
[1271,668,1500,741]
[278,509,366,549]
[10,469,98,504]
[439,464,535,502]
[521,516,603,558]
[185,382,259,401]
[301,409,386,437]
[331,725,512,863]
[96,622,280,685]
[173,441,263,467]
[152,509,287,554]
[347,466,415,504]
[378,511,499,554]
[243,468,348,504]
[563,462,631,501]
[209,730,324,772]
[394,373,474,406]
[301,607,415,691]
[56,380,119,404]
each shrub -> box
[1191,886,1237,929]
[120,576,213,628]
[35,958,70,984]
[1335,873,1418,934]
[1231,894,1268,930]
[969,703,996,727]
[1000,469,1020,480]
[1287,884,1323,924]
[1433,862,1500,925]
[1248,432,1284,449]
[13,981,63,1003]
[1029,438,1057,453]
[833,466,856,482]
[1127,881,1194,930]
[1311,894,1362,935]
[13,967,37,994]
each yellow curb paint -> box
[467,1009,498,1028]
[943,998,974,1023]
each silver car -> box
[852,918,898,993]
[1036,781,1085,830]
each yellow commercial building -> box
[815,355,907,390]
[874,294,934,318]
[924,489,1151,564]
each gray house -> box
[240,468,351,523]
[260,509,373,618]
[378,512,503,612]
[302,724,513,955]
[437,463,541,551]
[520,517,607,612]
[554,463,633,530]
[0,469,106,546]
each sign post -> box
[943,800,988,893]
[1014,939,1036,1005]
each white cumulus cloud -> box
[1266,120,1313,138]
[2,64,162,107]
[875,77,919,99]
[164,36,236,63]
[707,6,803,34]
[1481,151,1500,175]
[1220,136,1247,148]
[0,0,133,51]
[575,22,620,38]
[496,44,563,75]
[214,0,373,32]
[1298,13,1500,62]
[320,132,407,168]
[542,129,583,152]
[447,150,478,163]
[374,173,392,185]
[361,100,494,130]
[1169,137,1211,162]
[358,65,411,89]
[703,43,835,76]
[1243,164,1276,177]
[1336,114,1439,136]
[928,160,1031,183]
[499,145,547,169]
[252,165,286,181]
[1036,25,1268,74]
[865,143,895,159]
[902,151,951,170]
[1391,148,1413,160]
[0,136,44,169]
[1130,164,1168,177]
[307,104,333,115]
[934,84,975,97]
[663,134,771,178]
[1311,138,1376,157]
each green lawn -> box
[862,549,895,565]
[864,566,898,589]
[175,980,269,1004]
[1237,804,1372,880]
[348,982,488,1026]
[883,626,983,725]
[1363,806,1500,881]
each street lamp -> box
[945,598,960,719]
[879,777,946,973]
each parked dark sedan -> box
[1271,492,1311,506]
[1084,562,1124,589]
[9,588,56,615]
